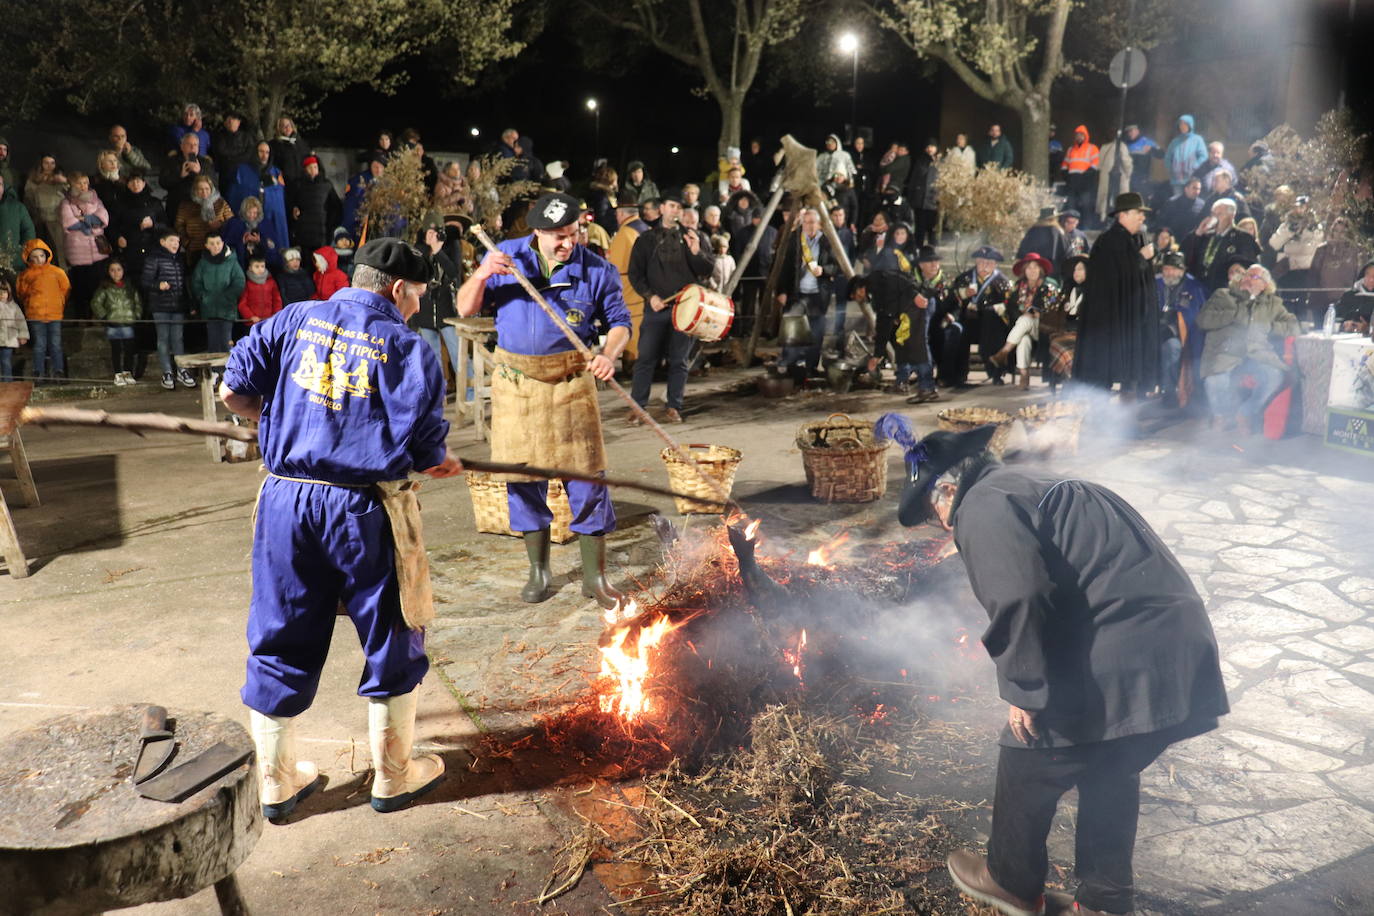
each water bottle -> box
[1323,304,1336,337]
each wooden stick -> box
[469,227,736,510]
[18,405,735,509]
[20,406,257,441]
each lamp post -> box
[586,98,599,158]
[838,32,860,144]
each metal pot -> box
[778,313,813,348]
[757,373,796,398]
[826,359,857,394]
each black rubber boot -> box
[579,535,623,609]
[520,528,553,603]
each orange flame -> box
[744,519,762,541]
[806,531,852,566]
[781,629,808,682]
[597,608,686,723]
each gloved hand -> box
[83,214,103,227]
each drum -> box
[672,284,735,342]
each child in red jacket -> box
[313,246,347,300]
[237,255,283,325]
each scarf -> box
[199,188,223,223]
[242,215,261,231]
[894,249,912,273]
[205,246,230,265]
[248,267,269,284]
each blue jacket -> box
[1156,273,1207,364]
[482,237,631,356]
[224,288,449,483]
[1165,115,1208,187]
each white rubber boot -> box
[248,710,321,821]
[368,691,445,813]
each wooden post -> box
[721,183,787,299]
[743,216,799,369]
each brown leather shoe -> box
[625,409,643,427]
[663,408,684,424]
[946,849,1045,916]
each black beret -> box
[355,238,430,284]
[526,192,581,230]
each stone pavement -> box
[2,369,1373,914]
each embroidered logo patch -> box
[543,199,568,223]
[565,308,586,327]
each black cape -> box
[953,463,1229,749]
[1072,220,1159,389]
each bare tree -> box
[868,0,1073,183]
[583,0,808,156]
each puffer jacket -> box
[59,190,110,267]
[90,281,142,324]
[312,246,347,300]
[141,246,189,313]
[1198,286,1299,378]
[0,297,27,347]
[0,187,36,272]
[16,239,71,321]
[192,247,246,320]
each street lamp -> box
[837,32,859,144]
[586,98,600,158]
[470,127,480,138]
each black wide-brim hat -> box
[1109,191,1152,215]
[896,425,999,527]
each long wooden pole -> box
[465,228,736,510]
[18,406,736,510]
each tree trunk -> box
[716,92,744,158]
[1018,103,1052,186]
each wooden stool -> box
[0,382,39,579]
[445,317,495,441]
[175,353,259,463]
[0,706,261,915]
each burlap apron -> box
[490,347,607,482]
[254,473,434,631]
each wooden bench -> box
[0,706,261,915]
[0,382,39,579]
[444,316,496,441]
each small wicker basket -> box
[660,444,743,514]
[937,406,1016,457]
[795,412,889,503]
[466,471,575,543]
[1017,401,1087,455]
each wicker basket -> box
[466,471,575,543]
[1017,401,1087,455]
[795,412,890,503]
[660,444,743,514]
[937,406,1016,457]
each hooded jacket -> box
[192,246,247,320]
[0,186,36,272]
[312,246,347,300]
[16,239,71,321]
[1062,125,1099,176]
[1165,115,1208,187]
[815,134,856,184]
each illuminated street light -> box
[670,146,680,154]
[585,98,598,111]
[587,98,600,157]
[470,127,480,138]
[838,32,860,143]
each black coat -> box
[141,248,188,313]
[276,267,316,305]
[778,230,838,299]
[289,175,342,252]
[904,156,939,212]
[159,152,217,221]
[213,128,257,192]
[411,248,460,331]
[270,135,309,186]
[953,462,1229,748]
[1016,223,1067,267]
[628,226,715,301]
[1188,226,1262,294]
[1072,221,1159,389]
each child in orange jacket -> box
[15,238,71,381]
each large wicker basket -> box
[937,406,1016,457]
[1017,401,1087,455]
[660,444,743,514]
[796,412,889,503]
[466,471,575,543]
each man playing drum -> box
[455,191,631,608]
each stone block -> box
[1263,581,1365,624]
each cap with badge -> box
[354,238,431,284]
[1160,250,1187,270]
[526,192,582,230]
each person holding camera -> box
[159,132,216,224]
[1267,196,1325,324]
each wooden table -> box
[0,382,39,579]
[443,317,496,441]
[0,706,261,915]
[175,353,259,463]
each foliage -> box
[1244,110,1374,242]
[583,0,810,154]
[465,155,544,222]
[936,152,1053,259]
[0,0,525,135]
[361,148,433,244]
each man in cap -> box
[881,420,1228,916]
[1186,197,1259,294]
[1058,210,1089,260]
[606,200,651,366]
[1155,249,1207,408]
[220,238,461,821]
[1072,192,1159,398]
[455,191,631,608]
[953,245,1011,385]
[626,190,715,423]
[913,245,959,394]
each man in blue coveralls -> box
[454,191,631,608]
[221,238,463,820]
